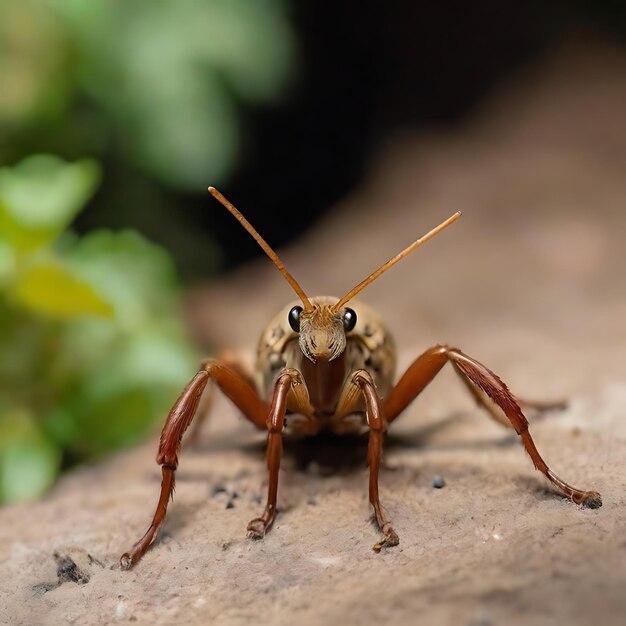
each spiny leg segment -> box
[384,345,602,509]
[120,360,268,570]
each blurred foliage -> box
[0,1,295,502]
[0,155,197,503]
[0,0,295,190]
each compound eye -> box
[288,305,303,332]
[343,307,357,332]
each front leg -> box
[384,345,602,508]
[336,370,400,551]
[247,368,302,539]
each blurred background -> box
[1,0,626,504]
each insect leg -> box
[337,370,399,551]
[247,369,301,539]
[452,364,566,426]
[384,345,602,508]
[120,360,268,570]
[186,351,258,445]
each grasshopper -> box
[120,188,601,569]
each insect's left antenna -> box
[332,211,462,311]
[208,187,313,311]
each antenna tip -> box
[208,186,217,194]
[455,210,462,217]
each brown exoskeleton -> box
[120,187,602,569]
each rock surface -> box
[2,41,626,626]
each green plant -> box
[0,0,295,190]
[0,155,197,503]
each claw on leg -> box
[546,468,602,508]
[580,492,603,509]
[247,517,270,539]
[373,522,400,552]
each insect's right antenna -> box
[208,187,313,311]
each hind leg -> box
[384,345,601,508]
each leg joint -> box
[353,369,376,388]
[156,452,178,468]
[352,369,386,431]
[265,369,296,432]
[200,359,218,373]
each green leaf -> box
[10,261,114,319]
[0,155,100,250]
[0,410,61,503]
[66,229,178,326]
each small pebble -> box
[432,475,446,489]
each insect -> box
[120,187,602,569]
